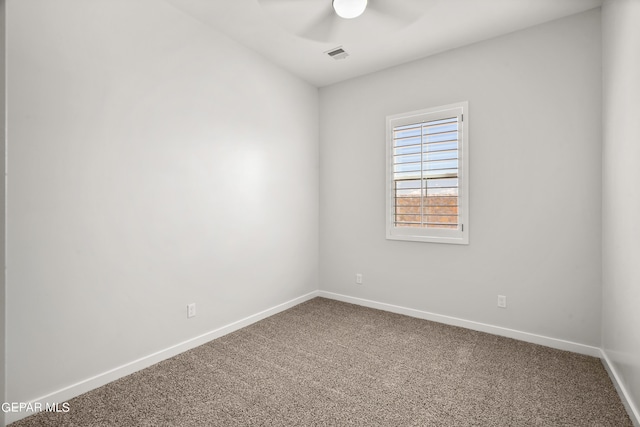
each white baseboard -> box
[600,349,640,426]
[8,290,637,426]
[319,291,640,424]
[318,291,601,357]
[5,291,320,425]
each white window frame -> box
[386,101,469,245]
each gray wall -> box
[7,0,639,423]
[602,0,640,419]
[6,0,318,405]
[319,10,603,346]
[0,0,5,425]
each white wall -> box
[6,0,318,409]
[0,0,6,420]
[319,10,602,346]
[602,0,640,420]
[10,1,639,424]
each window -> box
[386,102,468,244]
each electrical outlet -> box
[355,273,363,284]
[497,295,507,308]
[187,303,196,318]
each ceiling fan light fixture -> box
[333,0,367,19]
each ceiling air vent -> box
[326,47,349,60]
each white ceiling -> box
[165,0,602,87]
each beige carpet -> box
[10,297,632,426]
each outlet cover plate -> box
[497,295,507,308]
[187,303,196,318]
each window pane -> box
[423,150,457,162]
[394,145,421,156]
[423,223,458,229]
[424,141,458,152]
[394,213,422,223]
[424,117,457,126]
[426,178,458,188]
[394,136,421,147]
[395,179,422,189]
[424,120,457,133]
[394,153,421,164]
[395,189,421,198]
[422,159,458,171]
[394,126,421,139]
[424,131,458,144]
[394,171,421,181]
[426,188,458,197]
[423,206,459,215]
[423,168,457,178]
[394,163,421,173]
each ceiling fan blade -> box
[298,6,339,42]
[367,0,423,24]
[257,0,303,6]
[258,0,339,42]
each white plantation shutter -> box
[386,102,469,244]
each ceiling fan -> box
[257,0,427,43]
[332,0,368,19]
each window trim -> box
[385,101,469,245]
